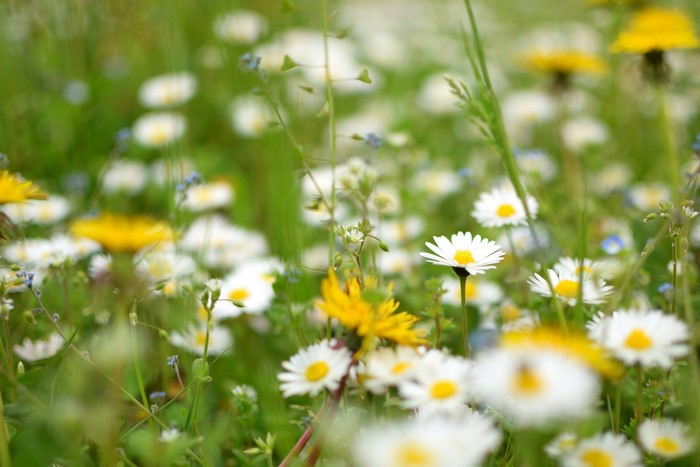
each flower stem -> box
[655,85,680,201]
[130,314,150,414]
[459,274,470,358]
[635,364,644,424]
[670,228,678,316]
[0,392,11,467]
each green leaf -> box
[357,68,372,84]
[280,55,299,72]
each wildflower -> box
[441,276,503,308]
[102,160,149,195]
[398,350,471,413]
[587,309,689,368]
[0,170,47,205]
[169,323,233,356]
[545,432,578,458]
[212,272,275,320]
[611,8,699,55]
[317,270,427,348]
[470,347,599,426]
[377,249,418,275]
[179,180,234,212]
[277,340,352,398]
[159,428,182,443]
[362,346,422,395]
[601,235,625,255]
[528,269,613,306]
[229,95,276,138]
[213,11,267,45]
[628,183,670,211]
[135,248,198,296]
[132,112,186,148]
[353,413,502,467]
[13,334,64,361]
[638,418,694,460]
[522,49,605,75]
[239,52,262,73]
[561,117,608,152]
[71,213,171,254]
[420,231,505,277]
[471,186,538,228]
[562,432,642,467]
[1,195,70,225]
[138,72,197,108]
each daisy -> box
[554,256,609,280]
[470,347,599,427]
[102,160,149,195]
[587,309,689,368]
[398,350,471,413]
[138,72,197,108]
[213,10,267,44]
[638,418,694,460]
[442,276,503,308]
[135,248,198,296]
[363,346,422,394]
[229,95,276,138]
[132,112,186,148]
[528,269,613,306]
[562,117,608,152]
[545,432,578,458]
[471,186,538,228]
[377,249,418,275]
[169,323,233,356]
[420,231,505,276]
[353,412,502,467]
[13,334,64,362]
[180,180,234,212]
[562,432,642,467]
[277,340,352,398]
[1,195,71,225]
[212,272,275,320]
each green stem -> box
[670,228,678,316]
[458,274,470,358]
[655,85,680,201]
[636,364,643,424]
[130,315,150,414]
[614,383,622,433]
[0,392,11,467]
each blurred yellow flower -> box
[522,50,606,76]
[317,270,427,350]
[501,327,623,379]
[611,8,699,54]
[0,170,47,205]
[71,213,171,253]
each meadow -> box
[1,0,700,465]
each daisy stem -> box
[459,275,470,358]
[655,85,680,202]
[614,383,622,433]
[0,392,10,467]
[129,308,151,416]
[670,228,679,316]
[635,364,643,424]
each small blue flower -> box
[239,53,262,73]
[149,391,167,402]
[167,355,179,368]
[601,235,624,255]
[658,282,673,294]
[363,133,382,149]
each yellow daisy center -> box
[430,380,458,399]
[512,366,543,395]
[453,250,475,265]
[397,444,434,466]
[575,266,592,276]
[554,279,579,299]
[496,203,517,218]
[465,281,477,299]
[501,305,521,322]
[624,328,653,350]
[228,288,249,301]
[148,258,174,278]
[581,449,612,467]
[391,362,412,375]
[654,437,679,455]
[151,125,170,145]
[195,331,207,346]
[305,361,330,382]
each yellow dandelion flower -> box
[71,213,172,253]
[611,8,699,54]
[317,270,427,350]
[521,50,606,76]
[0,170,47,205]
[500,327,623,379]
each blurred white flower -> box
[139,72,197,108]
[132,112,186,148]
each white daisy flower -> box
[496,224,549,256]
[470,347,599,427]
[562,432,642,467]
[363,346,422,394]
[229,95,277,138]
[587,309,689,368]
[398,350,471,413]
[132,112,186,148]
[515,149,557,183]
[135,248,198,296]
[180,180,234,212]
[412,167,462,198]
[554,256,610,280]
[13,334,64,362]
[375,216,424,245]
[169,323,233,356]
[420,231,505,276]
[638,418,694,460]
[442,276,503,308]
[159,428,182,443]
[213,10,267,44]
[377,249,418,275]
[277,340,352,398]
[353,412,501,467]
[103,159,149,195]
[1,195,71,225]
[561,117,608,152]
[138,72,197,108]
[627,183,670,212]
[471,186,538,228]
[212,272,275,320]
[545,432,578,458]
[527,269,613,306]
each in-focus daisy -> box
[472,186,538,228]
[170,323,233,356]
[528,269,613,306]
[71,213,171,254]
[138,72,197,108]
[562,432,641,467]
[277,340,352,398]
[362,346,422,394]
[587,309,689,368]
[13,334,64,362]
[353,413,502,467]
[132,112,186,148]
[420,231,505,276]
[0,170,47,204]
[398,350,471,413]
[638,418,694,460]
[470,347,599,426]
